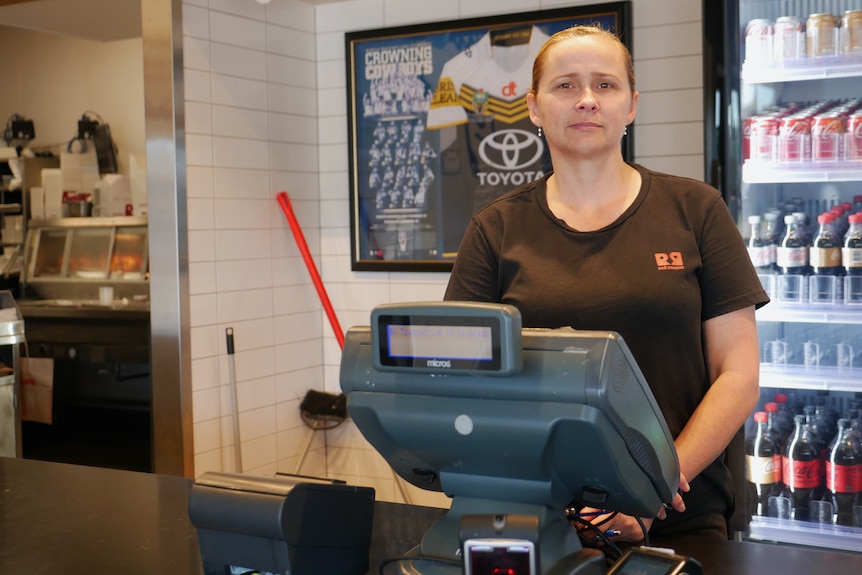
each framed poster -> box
[346,2,632,272]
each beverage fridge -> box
[704,0,862,552]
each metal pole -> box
[226,327,241,472]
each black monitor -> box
[339,302,679,575]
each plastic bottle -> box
[747,214,772,273]
[746,411,780,517]
[773,392,796,440]
[825,418,862,526]
[764,401,788,464]
[777,214,810,300]
[763,210,781,272]
[848,407,862,441]
[810,212,843,276]
[843,213,862,302]
[793,210,812,245]
[782,414,822,521]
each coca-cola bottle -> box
[843,213,862,302]
[783,414,822,521]
[825,418,862,526]
[810,212,844,302]
[777,214,810,300]
[764,401,788,468]
[848,407,862,441]
[747,214,773,274]
[773,392,796,440]
[810,212,843,275]
[746,411,780,516]
[763,210,781,272]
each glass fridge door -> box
[735,0,862,552]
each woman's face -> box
[527,34,638,160]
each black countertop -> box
[2,456,862,574]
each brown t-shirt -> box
[445,163,770,534]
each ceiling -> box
[0,0,141,42]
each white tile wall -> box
[185,0,705,507]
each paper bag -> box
[20,357,55,425]
[60,147,100,196]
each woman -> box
[444,25,769,541]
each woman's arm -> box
[674,305,761,482]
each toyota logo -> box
[478,129,544,171]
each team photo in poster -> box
[346,3,631,271]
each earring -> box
[537,126,543,137]
[623,126,628,136]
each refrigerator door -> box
[706,0,862,552]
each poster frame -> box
[346,2,632,272]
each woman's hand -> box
[657,472,689,520]
[573,472,689,544]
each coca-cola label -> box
[783,456,821,488]
[842,247,862,268]
[826,461,862,492]
[810,246,841,267]
[747,455,777,484]
[777,246,808,267]
[847,116,862,161]
[748,246,771,267]
[812,117,844,161]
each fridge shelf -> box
[747,516,862,554]
[741,56,862,84]
[760,364,862,392]
[743,161,862,184]
[757,303,862,325]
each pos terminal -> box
[339,302,683,575]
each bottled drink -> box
[848,408,862,441]
[747,214,772,273]
[792,210,811,245]
[777,214,810,300]
[804,404,828,456]
[763,210,781,272]
[746,411,780,516]
[783,414,822,521]
[843,213,862,302]
[825,418,862,526]
[764,401,787,462]
[815,394,840,441]
[773,392,796,440]
[810,212,843,276]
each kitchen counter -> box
[17,299,150,363]
[2,456,862,575]
[17,298,150,320]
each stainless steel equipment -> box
[0,291,25,458]
[18,215,149,362]
[16,216,151,471]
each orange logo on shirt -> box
[655,252,685,270]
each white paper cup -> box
[99,286,114,306]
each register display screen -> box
[376,314,502,372]
[387,323,493,360]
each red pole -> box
[276,191,345,350]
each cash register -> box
[339,302,683,575]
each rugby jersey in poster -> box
[427,26,552,256]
